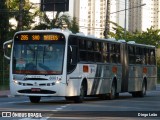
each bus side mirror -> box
[3,40,12,60]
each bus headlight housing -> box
[13,80,19,85]
[56,77,62,84]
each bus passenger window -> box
[79,39,86,49]
[87,41,93,50]
[128,46,135,64]
[150,49,156,65]
[110,44,118,63]
[67,45,78,73]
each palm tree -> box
[33,12,79,33]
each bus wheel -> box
[29,96,41,103]
[139,81,146,97]
[132,81,146,97]
[108,82,116,100]
[65,97,73,101]
[74,83,85,103]
[132,92,138,97]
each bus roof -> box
[127,41,155,48]
[14,29,155,48]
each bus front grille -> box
[18,89,56,94]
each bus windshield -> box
[12,42,65,75]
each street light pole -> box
[124,0,127,39]
[104,0,110,38]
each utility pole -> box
[104,0,110,38]
[18,0,24,31]
[124,0,127,39]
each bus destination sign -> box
[15,33,64,41]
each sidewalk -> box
[0,85,160,97]
[0,90,10,97]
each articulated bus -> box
[3,29,157,103]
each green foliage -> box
[32,12,52,30]
[33,12,79,33]
[8,0,36,31]
[0,0,9,53]
[69,17,79,33]
[109,21,160,47]
[0,0,9,89]
[0,0,9,42]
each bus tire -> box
[74,83,85,103]
[65,97,74,101]
[132,81,147,97]
[108,82,116,100]
[29,96,41,103]
[139,81,147,97]
[132,92,138,97]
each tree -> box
[0,0,9,88]
[33,12,79,33]
[0,0,9,54]
[109,21,160,47]
[0,0,9,45]
[134,27,160,47]
[7,0,37,32]
[69,17,79,33]
[55,13,71,29]
[33,12,61,30]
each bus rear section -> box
[120,41,157,97]
[126,43,157,97]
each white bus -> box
[3,29,157,103]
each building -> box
[73,0,122,38]
[30,0,125,38]
[128,0,160,33]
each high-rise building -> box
[73,0,122,38]
[128,0,160,33]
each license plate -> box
[31,88,41,92]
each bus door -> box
[120,43,129,92]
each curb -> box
[0,90,11,98]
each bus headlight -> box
[13,80,23,85]
[56,77,62,84]
[13,80,19,85]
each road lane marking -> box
[52,105,69,111]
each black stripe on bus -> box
[91,65,102,95]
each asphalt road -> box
[0,90,160,120]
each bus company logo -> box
[2,112,11,117]
[34,82,38,86]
